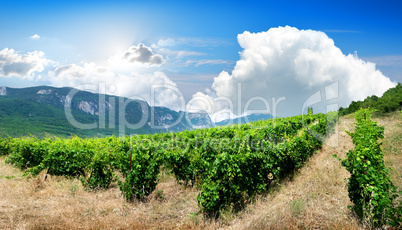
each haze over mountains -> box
[0,86,272,137]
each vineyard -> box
[0,112,338,217]
[336,109,401,227]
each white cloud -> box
[0,48,51,79]
[30,34,40,40]
[189,26,396,119]
[186,59,230,67]
[176,37,231,47]
[107,43,166,74]
[361,55,402,83]
[47,43,186,110]
[154,37,231,48]
[123,43,164,65]
[157,38,176,47]
[159,49,206,57]
[49,62,184,110]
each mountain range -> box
[0,86,272,137]
[215,113,274,126]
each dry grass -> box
[0,115,400,230]
[377,112,402,190]
[0,165,206,229]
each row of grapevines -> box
[336,109,401,228]
[2,136,161,200]
[160,112,337,216]
[1,112,337,216]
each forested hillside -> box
[0,86,214,137]
[339,83,402,116]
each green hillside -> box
[339,83,402,116]
[0,97,116,137]
[0,86,210,138]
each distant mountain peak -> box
[215,113,273,126]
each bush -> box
[6,137,49,169]
[163,139,195,187]
[0,137,13,156]
[28,138,93,176]
[118,141,161,201]
[80,151,116,190]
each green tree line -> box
[339,83,402,116]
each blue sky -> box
[0,0,401,117]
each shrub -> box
[118,141,161,201]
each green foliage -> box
[339,109,401,227]
[339,83,402,116]
[80,152,116,191]
[0,136,13,156]
[3,112,338,217]
[163,137,196,187]
[5,137,49,169]
[0,86,161,138]
[307,107,313,115]
[193,114,334,216]
[197,149,273,217]
[25,137,94,177]
[118,142,161,201]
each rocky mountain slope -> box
[0,86,213,137]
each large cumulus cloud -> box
[189,26,396,120]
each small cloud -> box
[159,49,206,57]
[30,34,40,40]
[186,59,230,67]
[176,37,231,47]
[157,38,176,47]
[121,43,164,65]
